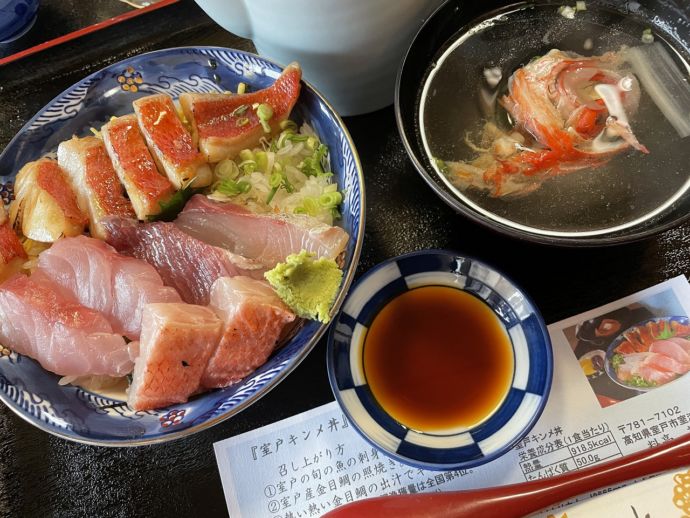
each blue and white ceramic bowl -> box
[0,47,365,445]
[0,0,39,43]
[327,250,552,470]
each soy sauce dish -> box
[396,0,690,246]
[326,250,552,470]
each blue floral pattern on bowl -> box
[327,250,552,470]
[0,0,39,43]
[0,47,365,446]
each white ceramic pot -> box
[194,0,445,116]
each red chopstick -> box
[324,432,690,518]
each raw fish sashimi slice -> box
[0,274,134,377]
[9,158,87,242]
[0,205,27,283]
[202,276,296,389]
[649,340,690,364]
[179,62,301,162]
[669,337,690,354]
[36,235,181,340]
[643,352,690,375]
[128,303,222,411]
[102,216,264,305]
[176,195,349,269]
[57,136,136,240]
[133,94,212,189]
[637,365,677,385]
[614,351,652,379]
[101,114,174,220]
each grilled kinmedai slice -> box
[179,62,301,163]
[57,136,135,239]
[0,204,27,282]
[101,114,174,220]
[9,158,87,243]
[133,94,212,189]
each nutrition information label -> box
[516,423,622,481]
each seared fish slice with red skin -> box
[101,114,174,220]
[9,158,87,242]
[133,94,212,189]
[128,303,222,411]
[57,136,136,240]
[202,276,296,389]
[179,62,301,162]
[0,274,134,377]
[0,205,27,283]
[102,216,264,305]
[36,235,181,340]
[175,195,349,269]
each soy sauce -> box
[363,286,514,431]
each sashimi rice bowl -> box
[0,48,364,445]
[606,317,690,391]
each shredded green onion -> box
[217,179,251,196]
[280,120,298,131]
[256,103,274,133]
[238,160,256,174]
[256,151,268,173]
[642,28,654,44]
[231,104,249,117]
[319,191,342,208]
[237,82,246,94]
[209,122,344,224]
[215,159,240,180]
[257,103,273,120]
[269,171,283,188]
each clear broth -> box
[420,3,690,236]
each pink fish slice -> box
[102,216,264,305]
[0,274,134,377]
[176,195,349,269]
[36,235,181,340]
[649,340,690,365]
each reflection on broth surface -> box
[420,3,690,236]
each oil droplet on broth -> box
[363,286,514,432]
